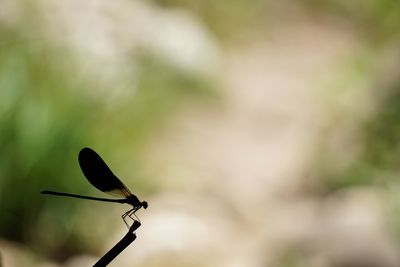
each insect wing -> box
[78,148,131,197]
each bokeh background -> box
[1,0,400,266]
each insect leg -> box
[122,208,134,228]
[127,207,140,222]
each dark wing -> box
[78,147,131,198]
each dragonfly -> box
[41,147,148,226]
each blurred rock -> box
[305,188,400,267]
[109,193,244,267]
[64,254,97,267]
[139,13,400,267]
[0,239,45,267]
[0,0,24,29]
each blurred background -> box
[1,0,400,266]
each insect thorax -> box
[126,194,141,206]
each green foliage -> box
[0,19,215,260]
[154,0,266,39]
[0,28,92,243]
[362,86,400,168]
[276,249,307,267]
[155,0,400,42]
[335,83,400,189]
[304,0,400,42]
